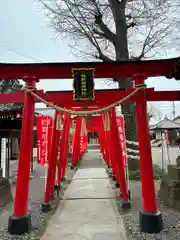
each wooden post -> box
[72,118,82,167]
[42,111,59,210]
[8,79,36,235]
[134,75,163,233]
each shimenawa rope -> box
[25,86,145,116]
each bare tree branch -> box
[127,22,136,28]
[38,0,180,65]
[93,14,116,44]
[37,0,180,143]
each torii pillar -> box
[42,111,60,212]
[134,75,163,233]
[8,79,36,235]
[71,117,82,167]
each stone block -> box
[168,164,180,181]
[0,178,12,207]
[160,173,180,209]
[159,174,170,206]
[171,180,180,188]
[171,188,180,202]
[177,155,180,166]
[169,187,180,209]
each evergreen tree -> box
[0,79,22,93]
[0,79,23,110]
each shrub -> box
[153,164,164,180]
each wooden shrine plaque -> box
[72,68,95,100]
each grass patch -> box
[105,164,164,180]
[128,164,164,180]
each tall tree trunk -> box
[117,78,137,142]
[112,1,138,141]
[117,79,139,170]
[115,31,137,142]
[112,2,139,169]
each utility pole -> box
[172,101,176,119]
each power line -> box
[0,44,44,63]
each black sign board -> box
[72,68,95,100]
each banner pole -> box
[126,164,130,190]
[161,132,165,173]
[45,117,49,188]
[164,130,170,165]
[125,161,131,200]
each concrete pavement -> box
[41,152,127,240]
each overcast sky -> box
[0,0,180,123]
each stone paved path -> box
[41,151,127,240]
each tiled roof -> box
[0,103,23,112]
[150,116,180,130]
[35,108,55,116]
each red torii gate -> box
[1,57,179,235]
[69,112,128,199]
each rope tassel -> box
[104,112,110,131]
[56,112,61,130]
[81,118,86,136]
[25,86,145,116]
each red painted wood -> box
[13,81,35,217]
[0,57,178,79]
[135,77,157,213]
[1,88,180,105]
[44,111,58,204]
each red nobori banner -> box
[116,115,127,168]
[164,130,169,145]
[80,135,88,154]
[36,116,52,166]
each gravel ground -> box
[0,159,76,240]
[109,177,180,240]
